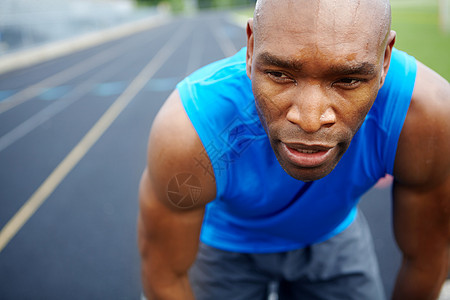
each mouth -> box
[280,142,336,168]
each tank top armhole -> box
[382,49,417,175]
[176,79,228,200]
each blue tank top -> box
[177,48,417,253]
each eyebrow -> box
[256,52,303,71]
[256,51,377,76]
[329,62,376,76]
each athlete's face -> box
[246,0,394,181]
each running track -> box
[0,11,406,299]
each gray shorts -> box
[189,210,385,300]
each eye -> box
[266,71,295,84]
[267,71,286,78]
[333,78,364,89]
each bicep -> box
[138,89,216,282]
[138,169,205,274]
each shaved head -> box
[253,0,391,54]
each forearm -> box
[138,221,197,300]
[137,177,203,300]
[392,256,448,300]
[391,174,450,300]
[139,232,196,300]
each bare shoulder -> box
[143,89,216,210]
[394,61,450,188]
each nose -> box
[286,84,336,133]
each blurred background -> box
[0,0,153,54]
[0,0,448,299]
[0,0,255,55]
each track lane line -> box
[0,16,170,76]
[185,26,205,76]
[211,21,238,58]
[0,43,130,115]
[0,34,159,153]
[0,24,192,253]
[0,20,170,115]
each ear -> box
[246,18,254,80]
[379,30,396,89]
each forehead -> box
[254,0,387,65]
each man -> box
[138,0,450,299]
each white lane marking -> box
[211,22,238,57]
[0,16,170,76]
[0,21,168,115]
[0,42,129,114]
[185,29,205,76]
[37,86,71,101]
[0,24,192,253]
[0,39,148,153]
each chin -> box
[283,165,335,182]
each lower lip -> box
[281,143,333,168]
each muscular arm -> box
[392,62,450,300]
[138,91,216,299]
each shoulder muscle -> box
[394,61,450,188]
[144,90,216,211]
